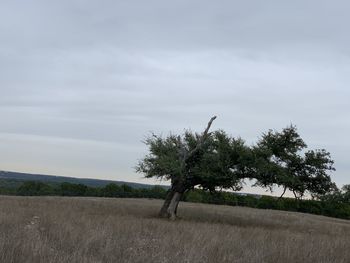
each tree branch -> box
[177,135,187,160]
[203,116,217,139]
[187,116,217,160]
[278,185,287,201]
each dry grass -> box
[0,196,349,263]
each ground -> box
[0,196,349,263]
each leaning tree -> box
[136,118,336,219]
[136,116,254,219]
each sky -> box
[0,0,349,194]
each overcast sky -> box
[1,1,349,193]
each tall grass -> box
[0,196,349,262]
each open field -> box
[0,196,349,263]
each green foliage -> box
[184,189,350,220]
[58,182,88,196]
[17,181,54,196]
[136,129,255,193]
[136,121,338,220]
[185,190,204,203]
[136,134,184,180]
[191,131,255,191]
[137,124,336,202]
[103,183,122,197]
[320,184,350,204]
[254,125,335,198]
[10,181,168,200]
[341,184,350,202]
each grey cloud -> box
[1,1,350,53]
[0,0,349,189]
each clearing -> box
[0,196,349,263]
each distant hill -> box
[0,170,168,189]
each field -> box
[0,196,349,263]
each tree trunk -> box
[292,190,301,208]
[158,116,216,220]
[293,190,298,199]
[174,196,180,215]
[167,192,183,220]
[158,189,175,218]
[278,186,287,201]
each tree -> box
[59,182,87,196]
[341,185,350,202]
[253,125,335,199]
[136,116,254,219]
[103,183,122,197]
[137,119,336,219]
[17,181,54,196]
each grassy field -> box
[0,196,349,263]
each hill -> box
[0,170,166,189]
[0,196,349,262]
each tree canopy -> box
[136,117,335,219]
[253,125,335,199]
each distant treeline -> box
[185,190,350,220]
[0,181,167,199]
[1,181,350,220]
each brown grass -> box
[0,196,349,263]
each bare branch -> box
[177,135,187,160]
[202,116,217,138]
[187,116,217,160]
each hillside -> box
[0,196,349,263]
[0,170,166,189]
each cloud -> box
[0,0,349,189]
